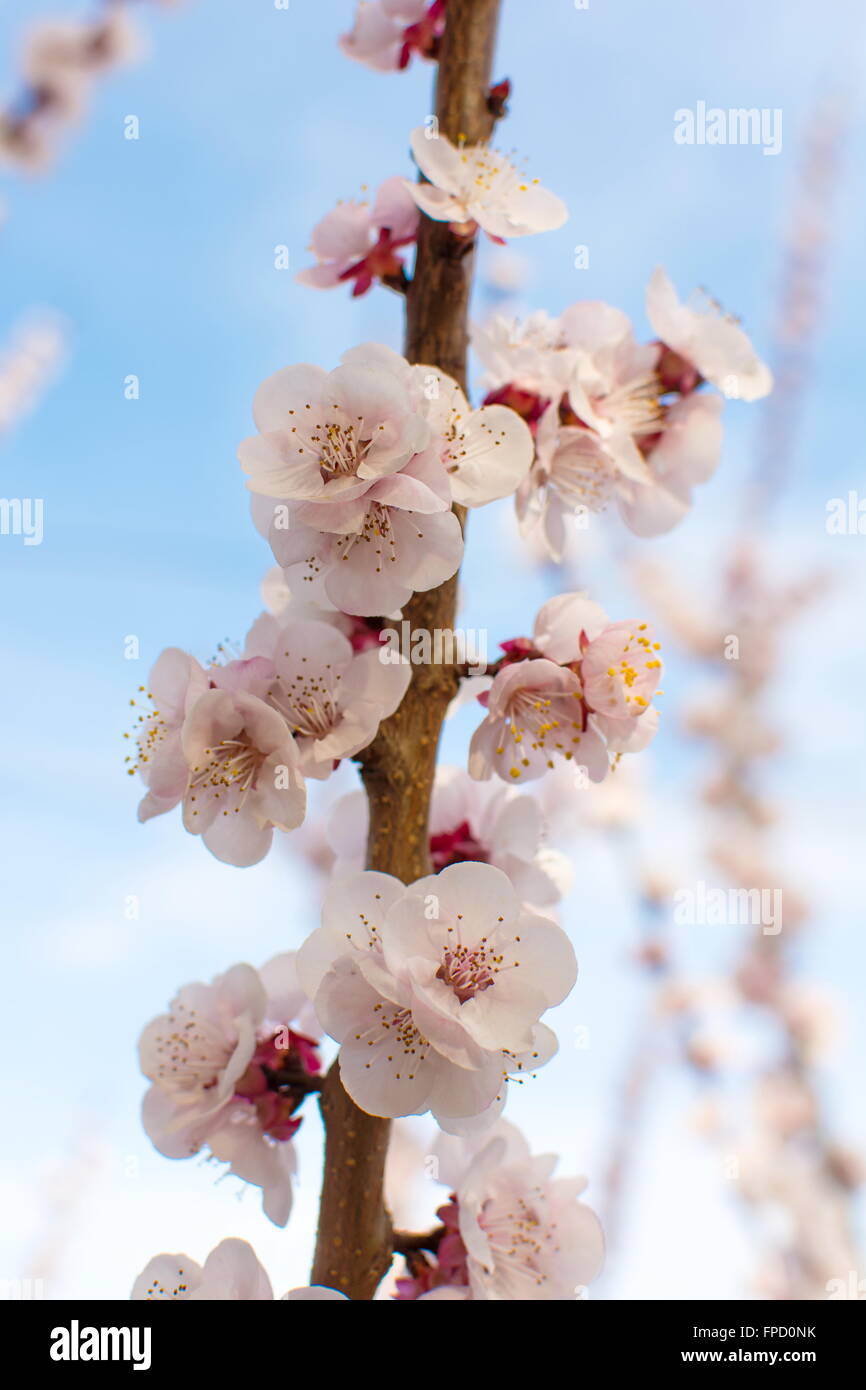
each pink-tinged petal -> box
[147,647,205,720]
[295,493,375,534]
[132,1252,204,1301]
[650,390,723,488]
[207,1123,295,1227]
[559,300,634,358]
[616,477,690,538]
[210,656,275,699]
[253,749,306,831]
[340,340,413,381]
[238,431,325,501]
[308,201,372,262]
[284,1286,349,1301]
[511,909,577,1005]
[581,620,661,719]
[251,364,327,433]
[411,860,520,931]
[295,263,343,289]
[182,689,243,766]
[381,0,427,20]
[399,445,453,507]
[405,182,467,224]
[327,363,417,460]
[427,1054,504,1120]
[303,706,380,767]
[447,404,534,507]
[323,547,414,616]
[203,808,275,867]
[646,266,772,401]
[388,507,464,589]
[140,727,188,802]
[339,6,403,71]
[258,952,308,1024]
[486,183,568,237]
[141,1085,210,1159]
[369,470,451,513]
[534,591,610,661]
[371,174,420,241]
[591,706,659,753]
[321,868,405,945]
[341,646,411,716]
[191,1239,275,1301]
[409,127,465,196]
[315,958,436,1117]
[273,619,353,686]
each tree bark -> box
[310,0,503,1300]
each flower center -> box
[233,1029,321,1142]
[268,670,339,740]
[436,940,500,1003]
[187,738,265,817]
[480,1188,556,1288]
[147,1003,235,1094]
[429,820,489,871]
[335,501,403,574]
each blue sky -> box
[1,0,864,1299]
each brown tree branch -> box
[310,0,503,1300]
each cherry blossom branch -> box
[309,0,503,1300]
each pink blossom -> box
[180,675,306,867]
[131,647,209,824]
[399,1121,604,1300]
[340,341,535,506]
[328,766,571,907]
[258,616,410,778]
[451,1124,605,1299]
[473,311,577,402]
[238,354,438,503]
[476,273,770,555]
[469,593,662,784]
[297,863,573,1126]
[239,347,464,614]
[563,301,664,479]
[340,1,446,73]
[240,343,533,615]
[296,177,419,297]
[646,266,773,401]
[132,1239,274,1301]
[139,953,320,1227]
[406,128,568,240]
[132,1238,347,1300]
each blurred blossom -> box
[0,314,65,435]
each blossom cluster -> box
[129,598,411,865]
[474,269,772,556]
[241,341,534,614]
[121,3,775,1307]
[0,8,142,171]
[469,591,663,785]
[132,1117,605,1302]
[297,861,576,1128]
[298,135,567,295]
[139,952,319,1225]
[397,1122,604,1300]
